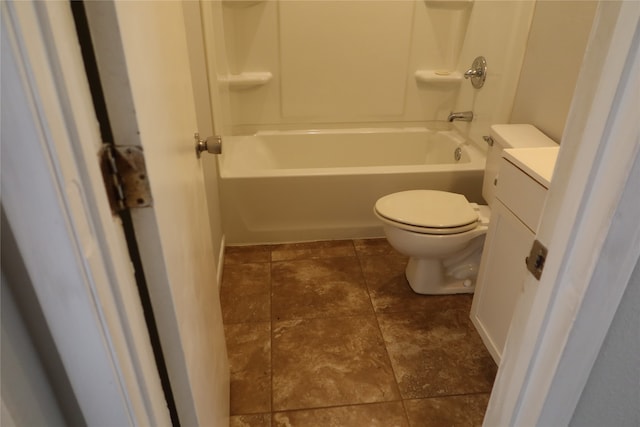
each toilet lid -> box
[375,190,478,229]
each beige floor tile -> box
[230,413,272,427]
[271,240,355,262]
[225,322,272,415]
[272,316,400,411]
[221,263,271,323]
[404,394,490,427]
[272,257,373,321]
[273,401,409,427]
[377,306,496,399]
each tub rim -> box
[218,127,486,179]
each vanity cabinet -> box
[471,155,550,364]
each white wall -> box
[569,257,640,426]
[218,0,534,135]
[510,1,598,142]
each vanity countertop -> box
[503,146,560,189]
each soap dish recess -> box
[414,70,462,84]
[223,72,273,89]
[222,0,264,8]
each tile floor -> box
[221,239,497,427]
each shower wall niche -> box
[218,0,533,134]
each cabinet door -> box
[471,201,533,364]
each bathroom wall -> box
[569,258,640,426]
[510,1,598,142]
[218,0,535,135]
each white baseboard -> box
[216,234,226,291]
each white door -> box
[84,2,229,426]
[183,0,229,279]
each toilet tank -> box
[482,124,558,206]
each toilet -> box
[373,124,557,295]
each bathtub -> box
[218,128,486,244]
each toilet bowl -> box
[374,124,558,295]
[374,190,490,294]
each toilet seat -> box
[374,190,479,235]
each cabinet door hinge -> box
[526,239,548,280]
[99,145,153,214]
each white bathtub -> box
[218,128,486,244]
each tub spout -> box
[447,111,473,122]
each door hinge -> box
[526,239,548,280]
[100,144,153,214]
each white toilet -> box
[374,124,557,295]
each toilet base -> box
[405,258,475,295]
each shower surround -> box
[206,0,536,244]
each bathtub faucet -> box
[447,111,474,122]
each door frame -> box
[3,0,638,426]
[2,1,170,425]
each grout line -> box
[271,399,408,416]
[222,319,272,326]
[354,243,380,317]
[357,242,410,425]
[271,255,360,264]
[233,392,493,419]
[272,313,385,327]
[404,391,494,401]
[269,246,275,417]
